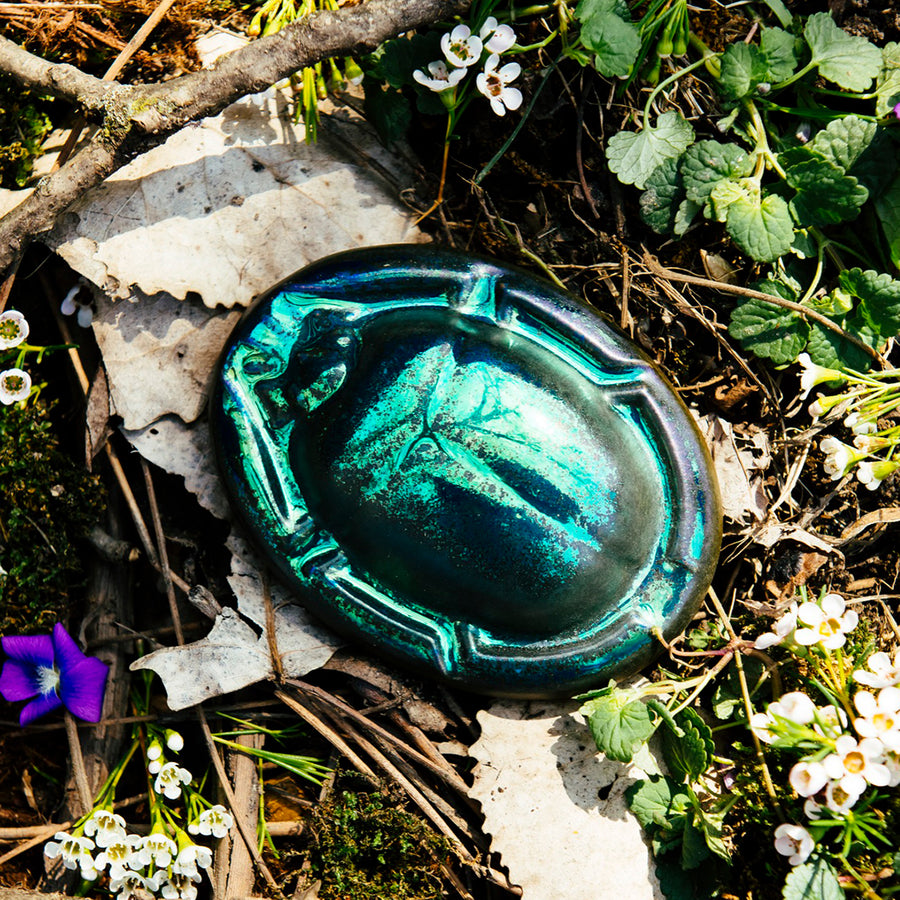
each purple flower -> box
[0,623,109,726]
[894,101,900,120]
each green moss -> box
[0,402,105,634]
[0,74,56,189]
[306,773,451,900]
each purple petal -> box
[0,658,42,702]
[1,633,54,668]
[59,656,109,722]
[19,691,63,726]
[51,624,89,677]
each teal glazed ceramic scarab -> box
[211,245,721,697]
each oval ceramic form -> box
[211,246,721,697]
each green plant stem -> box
[743,99,787,179]
[669,650,734,715]
[799,233,827,305]
[838,854,884,900]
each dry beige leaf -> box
[93,290,241,430]
[46,90,424,308]
[469,700,662,900]
[122,416,231,521]
[696,413,770,523]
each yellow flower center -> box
[844,751,865,774]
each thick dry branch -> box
[0,34,118,106]
[0,0,466,276]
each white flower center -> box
[0,320,22,341]
[484,73,503,97]
[36,665,60,695]
[844,751,865,774]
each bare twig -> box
[642,250,887,366]
[64,712,93,816]
[197,706,284,899]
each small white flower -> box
[774,823,814,866]
[161,870,202,900]
[803,797,824,819]
[412,60,466,92]
[749,711,778,744]
[794,593,858,650]
[855,651,900,689]
[476,53,522,117]
[823,733,890,795]
[797,353,846,400]
[83,809,127,847]
[441,24,483,68]
[174,841,213,875]
[141,831,178,868]
[44,831,95,872]
[812,703,849,739]
[857,459,900,491]
[109,871,160,900]
[60,284,94,328]
[166,729,184,752]
[154,761,193,799]
[188,804,234,838]
[0,310,28,349]
[754,603,798,649]
[854,686,900,751]
[479,16,516,54]
[824,779,862,814]
[820,437,866,480]
[0,368,31,405]
[844,412,877,435]
[884,749,900,787]
[769,692,817,725]
[147,739,164,761]
[94,834,142,880]
[788,760,828,797]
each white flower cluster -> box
[413,17,522,116]
[0,310,32,405]
[751,597,900,867]
[753,593,858,652]
[45,728,233,900]
[799,354,900,490]
[44,806,229,900]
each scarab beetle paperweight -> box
[211,245,721,698]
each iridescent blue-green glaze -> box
[212,245,721,697]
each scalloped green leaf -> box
[626,774,690,829]
[582,690,656,762]
[640,157,683,234]
[839,267,900,336]
[783,858,843,900]
[662,717,709,782]
[786,157,868,228]
[606,110,695,190]
[806,312,877,372]
[760,26,797,82]
[804,12,881,91]
[725,191,794,263]
[875,170,900,269]
[681,141,752,205]
[575,0,641,78]
[876,42,900,117]
[808,115,876,173]
[729,296,808,365]
[719,42,766,100]
[674,198,701,236]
